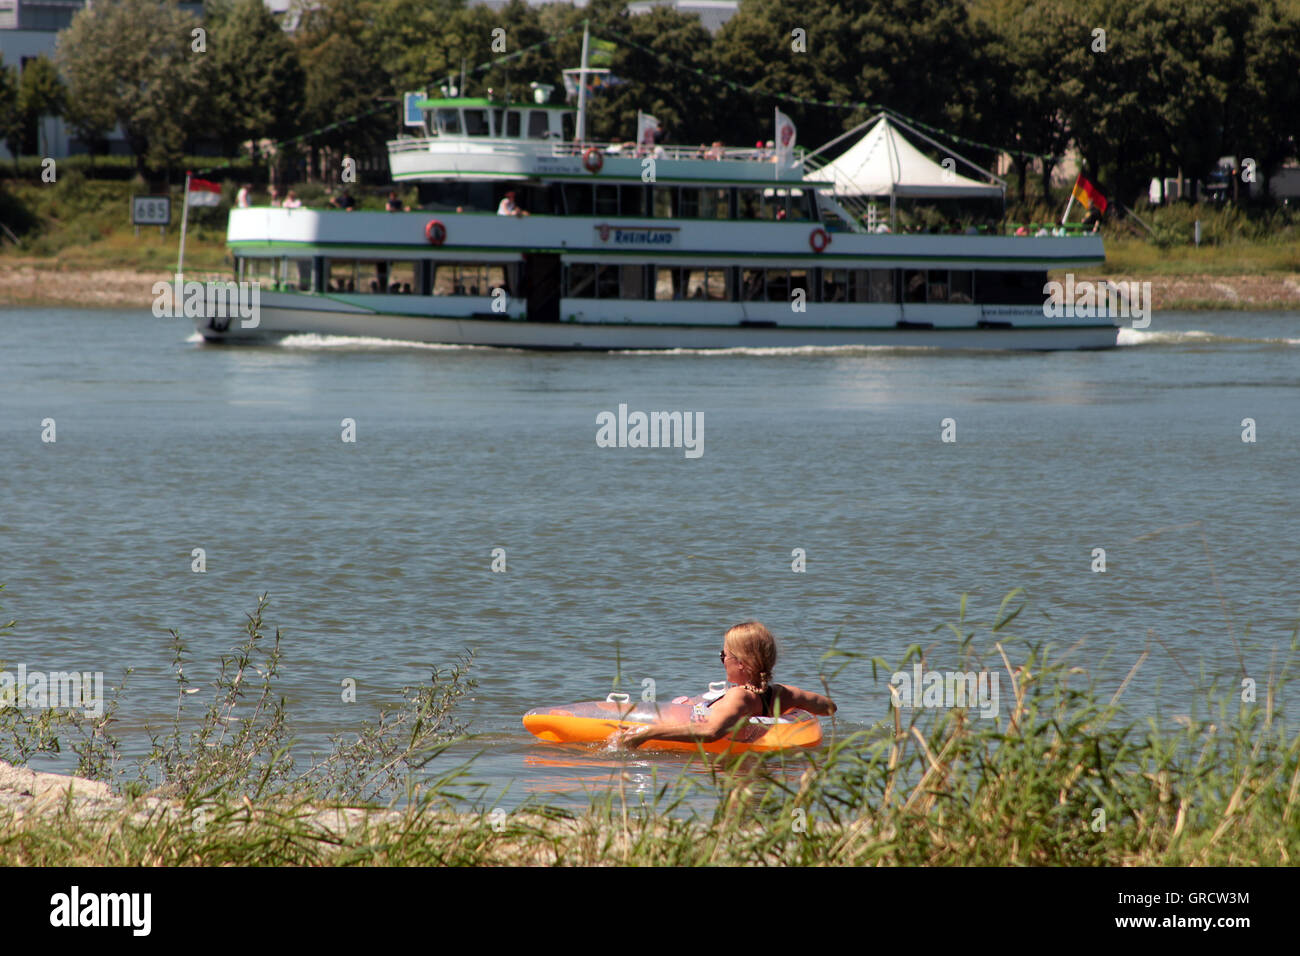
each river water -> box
[1,306,1297,809]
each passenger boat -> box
[196,38,1118,350]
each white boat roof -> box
[804,116,1004,199]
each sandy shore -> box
[3,258,1298,310]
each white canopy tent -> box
[802,113,1005,228]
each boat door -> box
[524,253,561,323]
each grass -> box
[2,589,1297,866]
[1088,238,1300,276]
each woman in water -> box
[617,621,835,749]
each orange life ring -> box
[425,219,447,245]
[809,227,831,253]
[583,147,604,174]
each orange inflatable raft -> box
[523,683,824,754]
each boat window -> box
[240,256,278,287]
[566,263,596,297]
[787,189,812,221]
[433,264,456,295]
[563,184,593,215]
[486,264,509,296]
[527,110,549,138]
[684,268,728,301]
[596,264,620,299]
[761,191,786,220]
[620,185,646,217]
[358,260,389,294]
[388,261,417,294]
[506,111,521,137]
[464,264,487,295]
[699,188,729,220]
[927,269,949,303]
[595,185,619,216]
[325,259,356,292]
[491,109,505,136]
[765,269,790,302]
[904,269,927,303]
[679,188,700,218]
[288,258,314,292]
[790,269,809,302]
[871,269,895,302]
[652,187,676,218]
[619,265,644,299]
[949,270,974,303]
[432,263,486,295]
[737,189,760,219]
[655,267,685,301]
[976,270,1046,305]
[464,110,489,136]
[740,268,764,301]
[822,269,849,303]
[561,112,574,141]
[437,109,461,135]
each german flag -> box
[1071,174,1108,213]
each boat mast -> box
[575,20,590,144]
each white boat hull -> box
[196,300,1118,351]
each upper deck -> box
[388,97,813,187]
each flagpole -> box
[177,170,192,281]
[774,107,778,180]
[575,20,590,145]
[1060,193,1075,226]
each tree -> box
[583,4,725,147]
[295,0,391,183]
[10,56,64,160]
[57,0,208,174]
[1238,0,1300,189]
[0,54,18,169]
[975,1,1082,205]
[204,0,304,161]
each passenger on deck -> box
[497,191,528,216]
[282,190,302,209]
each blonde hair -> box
[724,621,777,692]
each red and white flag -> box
[187,177,222,207]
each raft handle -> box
[606,692,631,703]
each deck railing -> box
[387,135,809,166]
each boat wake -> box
[615,344,944,357]
[278,333,490,351]
[1118,328,1300,347]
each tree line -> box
[1,0,1296,208]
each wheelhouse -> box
[416,97,575,141]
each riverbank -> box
[2,256,1298,311]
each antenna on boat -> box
[575,20,590,144]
